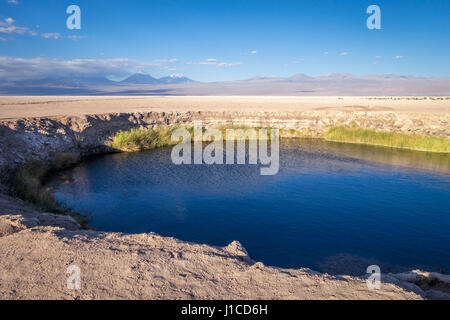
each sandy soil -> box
[0,96,449,120]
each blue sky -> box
[0,0,449,81]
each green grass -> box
[324,126,450,153]
[12,153,89,228]
[110,126,281,152]
[110,127,184,152]
[111,126,450,153]
[13,160,62,213]
[216,126,279,141]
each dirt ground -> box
[0,96,449,120]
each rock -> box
[0,214,39,237]
[36,213,81,231]
[251,262,265,270]
[224,241,253,264]
[425,290,450,300]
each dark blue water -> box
[49,140,450,273]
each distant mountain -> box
[1,72,449,96]
[318,73,358,80]
[286,73,314,82]
[361,74,418,80]
[121,72,194,85]
[120,72,159,85]
[158,74,195,84]
[245,75,281,81]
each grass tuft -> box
[12,160,62,213]
[12,153,89,228]
[110,126,279,151]
[111,126,450,153]
[324,126,450,153]
[110,127,183,152]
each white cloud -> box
[0,18,27,34]
[323,51,329,55]
[0,17,63,39]
[41,33,61,39]
[67,35,87,40]
[150,58,180,71]
[0,56,156,81]
[0,25,27,34]
[7,0,19,4]
[217,62,242,67]
[187,59,243,67]
[250,50,258,55]
[340,52,349,56]
[169,73,184,78]
[395,55,404,59]
[375,56,382,59]
[154,58,178,63]
[187,61,216,65]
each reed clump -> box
[12,153,89,227]
[110,126,278,151]
[324,126,450,153]
[110,127,185,152]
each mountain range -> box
[0,72,448,96]
[120,72,195,85]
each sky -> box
[0,0,449,82]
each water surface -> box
[49,140,450,273]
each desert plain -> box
[0,96,449,120]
